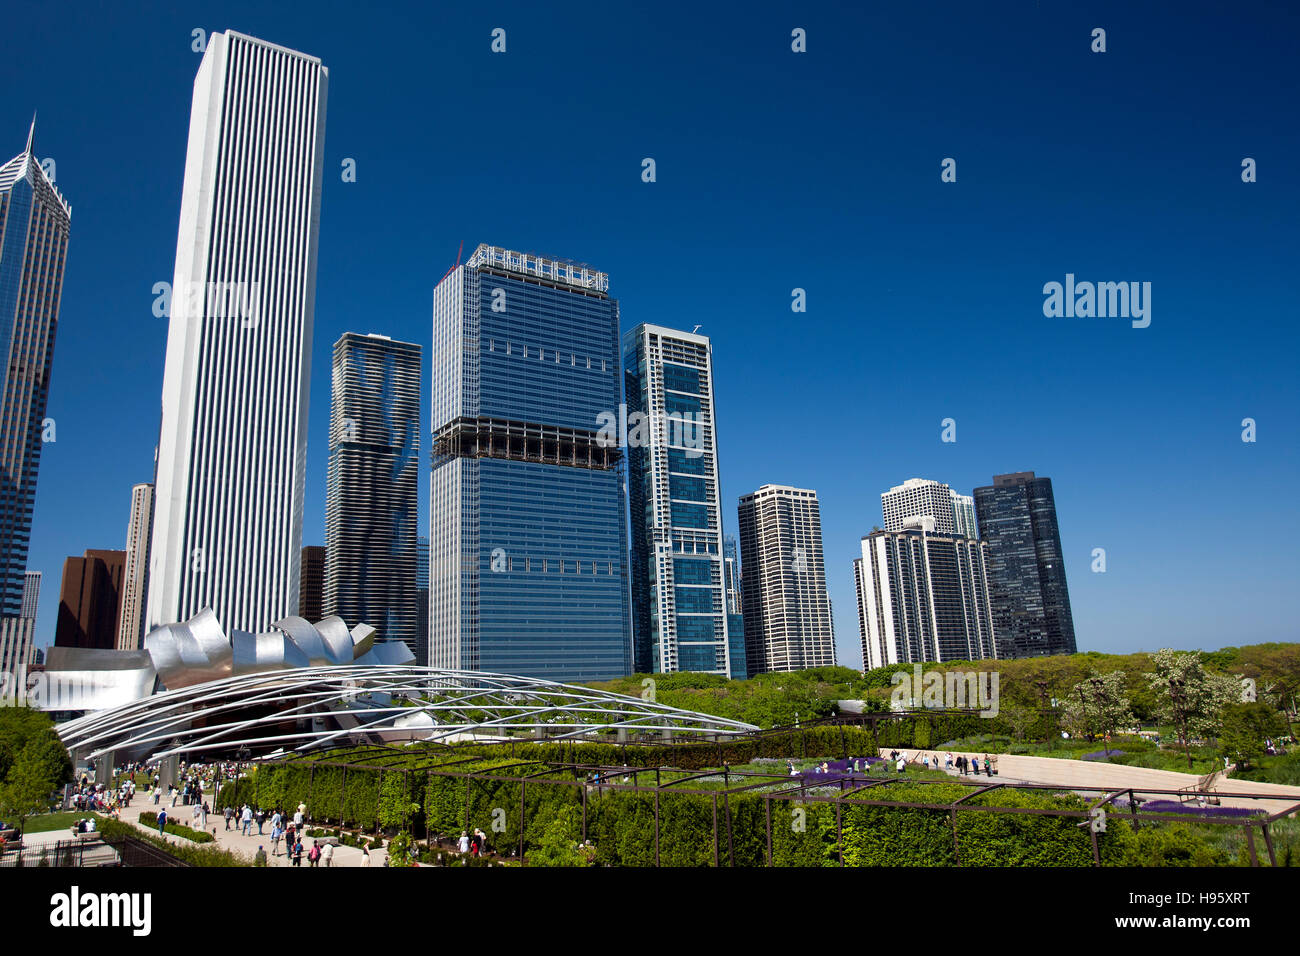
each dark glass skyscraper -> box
[324,333,421,662]
[973,471,1077,658]
[429,244,630,680]
[0,123,70,619]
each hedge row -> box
[96,817,249,866]
[138,811,214,843]
[217,752,1164,866]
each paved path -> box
[115,799,390,867]
[888,749,1300,812]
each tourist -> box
[308,840,321,867]
[945,753,953,772]
[200,800,209,830]
[322,842,334,868]
[241,804,253,835]
[224,805,234,830]
[458,831,470,854]
[157,808,167,835]
[271,823,283,857]
[983,755,991,776]
[293,806,304,831]
[292,838,303,867]
[254,845,267,867]
[360,843,371,867]
[895,754,906,775]
[256,807,266,835]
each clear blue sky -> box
[5,1,1298,665]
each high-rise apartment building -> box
[117,483,153,649]
[736,485,836,674]
[55,549,126,649]
[723,535,747,680]
[952,492,978,538]
[429,244,631,680]
[624,324,736,677]
[0,122,70,623]
[147,32,328,635]
[299,545,325,623]
[855,528,997,670]
[415,535,428,666]
[973,471,1077,658]
[324,333,420,661]
[881,478,959,535]
[21,571,40,620]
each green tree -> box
[1060,672,1134,743]
[1146,649,1240,770]
[0,729,72,830]
[1219,702,1287,771]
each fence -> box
[0,834,190,868]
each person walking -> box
[200,801,209,830]
[256,807,266,835]
[360,843,371,868]
[308,841,321,868]
[224,805,234,830]
[321,842,334,868]
[292,838,303,867]
[458,831,470,855]
[254,845,267,867]
[271,823,283,857]
[156,808,167,835]
[241,804,253,835]
[983,755,992,776]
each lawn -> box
[20,810,99,834]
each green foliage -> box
[1060,671,1135,741]
[1219,703,1287,770]
[138,811,215,843]
[1147,649,1243,768]
[0,711,72,828]
[526,803,588,867]
[96,816,249,866]
[1129,823,1232,867]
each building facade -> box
[973,471,1077,658]
[723,535,747,680]
[0,123,70,624]
[299,545,325,624]
[55,549,126,649]
[952,492,978,538]
[147,32,328,635]
[624,324,737,677]
[324,333,421,662]
[736,484,836,674]
[855,528,997,670]
[21,571,40,620]
[117,483,153,650]
[881,478,960,535]
[429,244,631,680]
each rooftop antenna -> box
[436,239,465,285]
[691,325,702,334]
[25,112,35,155]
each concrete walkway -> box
[114,799,390,867]
[888,749,1300,812]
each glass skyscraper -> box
[429,244,630,680]
[624,324,738,677]
[324,333,421,662]
[0,122,70,619]
[973,471,1077,658]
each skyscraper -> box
[973,471,1077,658]
[736,484,836,674]
[117,483,153,649]
[624,323,735,677]
[429,244,630,680]
[55,549,126,649]
[855,528,997,670]
[147,32,328,635]
[415,535,428,666]
[298,545,325,623]
[951,492,978,538]
[881,478,959,535]
[0,122,70,620]
[723,535,747,680]
[324,333,420,661]
[21,571,40,620]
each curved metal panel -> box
[274,615,333,665]
[314,616,353,663]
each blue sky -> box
[4,1,1298,665]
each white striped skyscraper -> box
[147,32,328,634]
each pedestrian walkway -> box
[888,749,1300,812]
[116,799,389,867]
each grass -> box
[19,811,89,835]
[933,733,1224,775]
